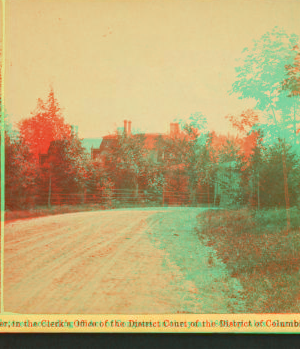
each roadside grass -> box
[196,207,300,313]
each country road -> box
[4,208,245,314]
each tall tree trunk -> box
[207,182,210,208]
[82,188,86,204]
[189,186,196,207]
[271,107,290,229]
[134,177,139,201]
[281,141,290,229]
[214,180,217,206]
[293,100,298,147]
[257,170,260,210]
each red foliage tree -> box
[18,87,71,159]
[225,109,260,168]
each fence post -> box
[214,180,217,207]
[48,174,51,208]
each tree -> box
[84,159,108,204]
[259,142,300,208]
[230,27,300,225]
[109,132,148,200]
[18,87,71,160]
[5,132,39,209]
[44,131,88,206]
[240,128,264,208]
[175,112,208,133]
[231,27,300,147]
[226,109,259,135]
[165,112,209,205]
[225,109,261,207]
[17,88,90,207]
[282,44,300,149]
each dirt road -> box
[4,208,245,314]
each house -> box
[39,139,68,167]
[90,120,189,205]
[91,120,180,165]
[91,135,118,166]
[38,125,78,166]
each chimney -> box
[170,123,175,137]
[170,122,179,137]
[124,120,128,135]
[174,123,179,136]
[128,120,132,136]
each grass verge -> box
[196,207,300,313]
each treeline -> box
[3,27,300,212]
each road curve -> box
[4,208,245,314]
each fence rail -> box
[43,187,237,208]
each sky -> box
[4,0,300,138]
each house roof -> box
[48,139,68,150]
[39,139,68,166]
[99,135,118,152]
[143,133,166,149]
[94,133,168,153]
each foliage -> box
[44,133,89,205]
[282,44,300,98]
[230,26,300,146]
[259,141,300,208]
[147,171,165,196]
[85,160,107,201]
[166,113,211,204]
[18,87,71,159]
[108,132,149,193]
[197,208,300,313]
[230,27,300,217]
[5,132,39,209]
[175,111,208,133]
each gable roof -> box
[99,135,118,152]
[93,133,168,154]
[143,133,166,149]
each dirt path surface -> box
[4,208,245,314]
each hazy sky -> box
[5,0,300,138]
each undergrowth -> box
[196,207,300,313]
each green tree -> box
[109,132,148,200]
[282,45,300,150]
[45,131,88,206]
[5,132,39,209]
[259,142,300,208]
[84,160,108,204]
[230,27,300,225]
[165,112,209,205]
[231,27,299,142]
[225,109,262,207]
